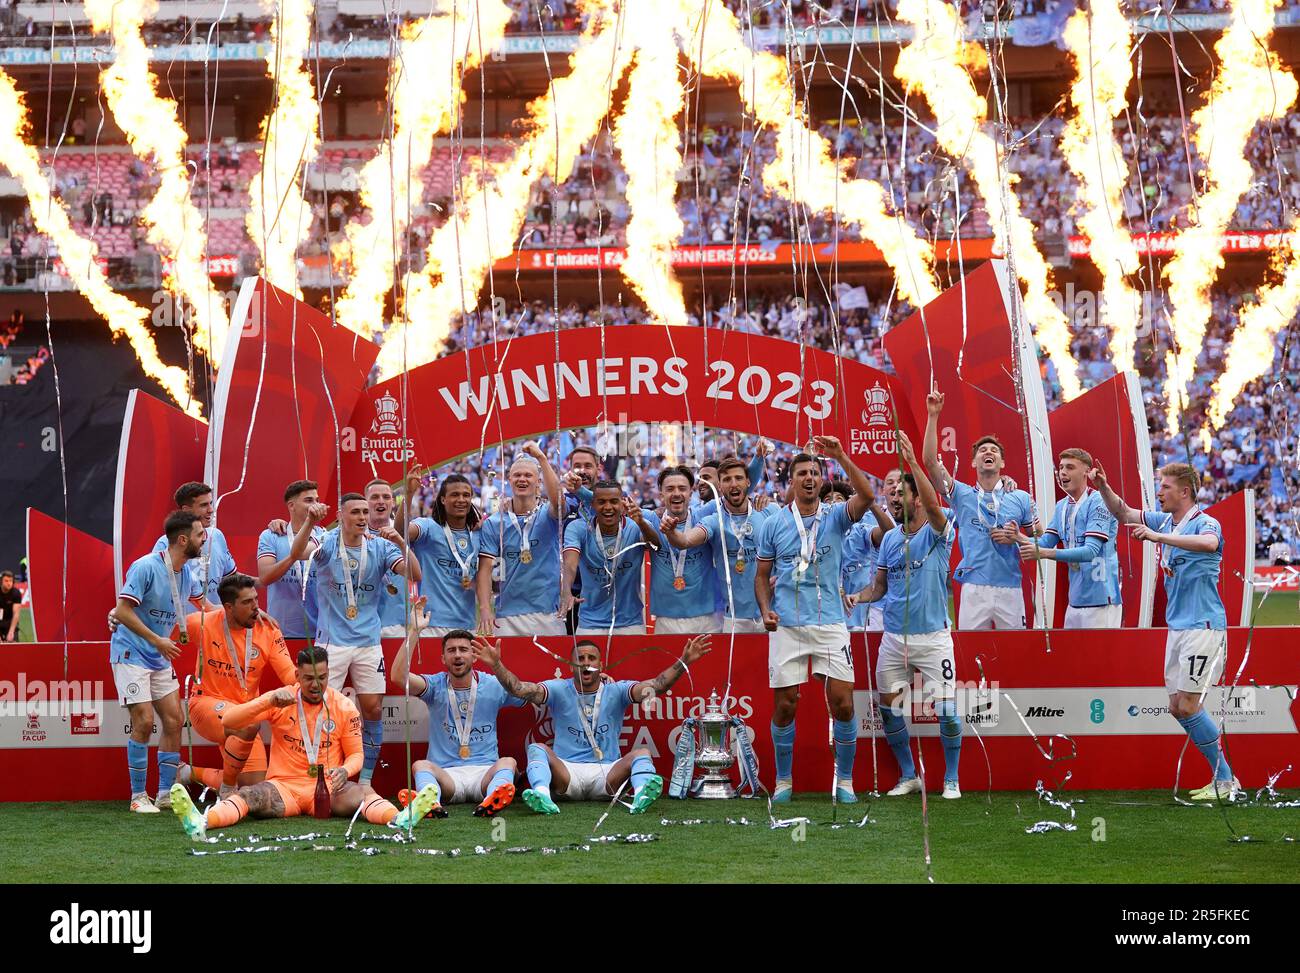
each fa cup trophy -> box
[668,690,762,799]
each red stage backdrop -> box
[883,261,1058,625]
[340,324,917,485]
[112,389,208,590]
[2,630,1294,801]
[1046,372,1156,627]
[208,279,380,573]
[24,510,114,644]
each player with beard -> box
[755,436,877,803]
[857,432,962,799]
[922,391,1040,630]
[1015,448,1122,628]
[694,445,767,511]
[152,482,236,611]
[168,645,437,840]
[477,443,566,637]
[662,456,776,633]
[388,598,525,817]
[825,481,895,634]
[113,511,206,813]
[561,482,659,636]
[478,636,712,813]
[400,473,482,637]
[643,466,721,633]
[176,573,297,795]
[1092,461,1240,801]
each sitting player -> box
[168,645,437,840]
[474,636,712,814]
[389,598,524,817]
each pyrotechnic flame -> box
[1162,0,1298,433]
[677,0,940,310]
[893,0,1081,399]
[376,0,629,379]
[1060,1,1142,371]
[85,0,230,362]
[1204,218,1300,439]
[612,15,688,327]
[0,69,197,415]
[334,2,512,338]
[246,0,321,297]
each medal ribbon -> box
[443,524,473,585]
[339,534,368,616]
[220,614,251,693]
[296,688,329,769]
[574,678,606,760]
[975,485,1004,530]
[448,674,478,757]
[506,503,539,562]
[667,510,689,586]
[162,552,190,643]
[790,503,824,579]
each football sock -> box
[770,719,796,781]
[832,717,857,783]
[1177,710,1232,782]
[127,739,149,796]
[880,704,916,779]
[157,751,180,793]
[205,794,248,829]
[936,699,962,782]
[361,795,398,825]
[360,719,383,785]
[526,743,552,797]
[221,735,255,787]
[486,766,515,794]
[629,753,656,791]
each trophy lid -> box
[699,689,728,724]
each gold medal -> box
[308,764,319,777]
[734,559,746,574]
[673,576,686,591]
[346,604,358,619]
[459,744,470,759]
[593,747,603,761]
[520,549,533,564]
[461,576,473,590]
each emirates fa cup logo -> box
[371,392,401,436]
[861,382,891,427]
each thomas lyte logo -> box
[50,904,151,953]
[371,391,401,436]
[851,382,896,458]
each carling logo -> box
[49,903,152,953]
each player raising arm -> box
[858,431,963,799]
[1091,461,1238,800]
[389,598,525,818]
[475,636,711,814]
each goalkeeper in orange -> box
[176,573,298,796]
[168,644,438,840]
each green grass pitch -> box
[1,791,1295,883]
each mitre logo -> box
[372,392,401,435]
[861,382,891,427]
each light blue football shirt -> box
[1143,508,1226,630]
[416,671,526,766]
[311,530,404,646]
[479,503,562,617]
[257,526,324,638]
[877,512,956,635]
[756,502,857,628]
[111,551,203,670]
[543,677,639,763]
[946,481,1037,589]
[562,518,647,630]
[410,517,480,630]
